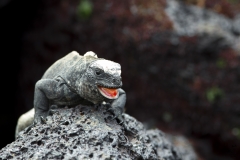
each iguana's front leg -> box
[34,77,65,124]
[108,88,126,123]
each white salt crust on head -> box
[90,60,121,76]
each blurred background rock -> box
[1,0,240,159]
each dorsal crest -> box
[84,51,98,58]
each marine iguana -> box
[15,51,126,138]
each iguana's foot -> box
[23,115,46,135]
[34,110,49,125]
[104,107,124,125]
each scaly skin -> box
[15,51,126,138]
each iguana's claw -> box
[110,115,123,124]
[34,113,47,125]
[24,116,47,134]
[40,116,47,124]
[118,119,124,125]
[110,115,117,120]
[49,109,56,115]
[116,115,124,125]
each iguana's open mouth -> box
[98,86,119,99]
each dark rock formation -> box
[165,0,240,52]
[0,105,196,160]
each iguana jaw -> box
[98,86,119,99]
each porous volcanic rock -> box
[0,105,196,160]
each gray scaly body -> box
[15,51,126,138]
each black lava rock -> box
[0,105,196,160]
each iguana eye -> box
[95,68,103,75]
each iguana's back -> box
[42,51,83,79]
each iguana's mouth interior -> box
[98,86,119,99]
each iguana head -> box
[79,57,122,104]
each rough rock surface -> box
[165,0,240,52]
[0,105,196,160]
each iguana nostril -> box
[113,78,120,84]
